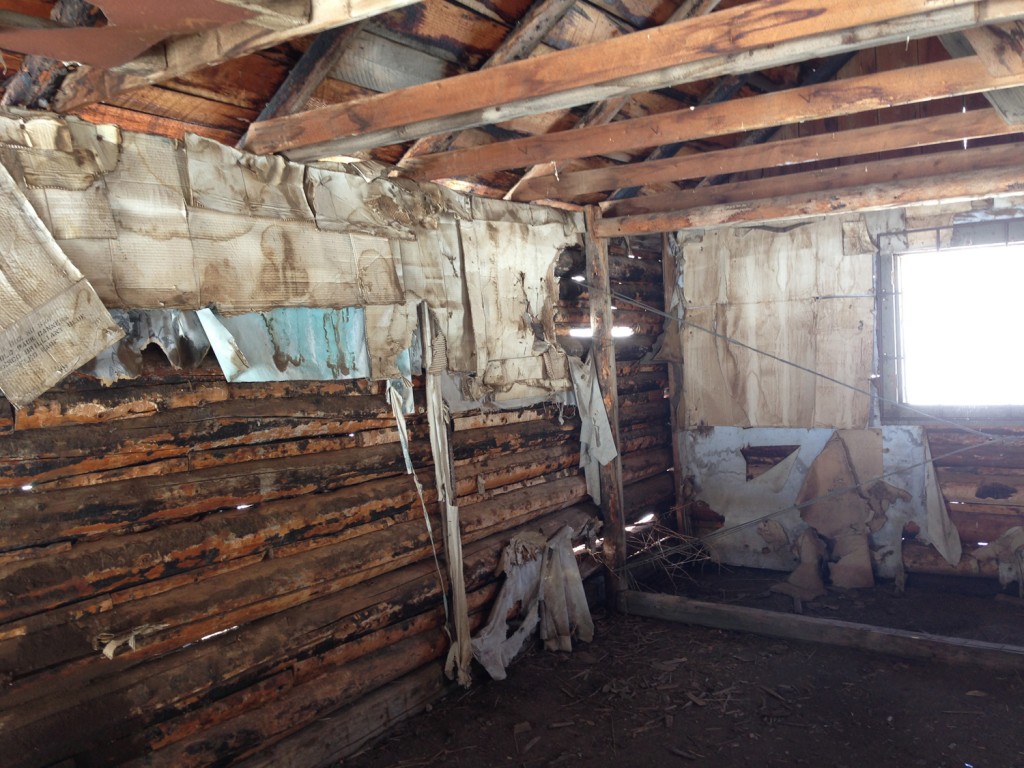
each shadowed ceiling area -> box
[1,0,1022,233]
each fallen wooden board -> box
[619,590,1024,670]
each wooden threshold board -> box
[619,590,1024,671]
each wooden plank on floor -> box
[620,590,1024,670]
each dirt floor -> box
[345,569,1024,768]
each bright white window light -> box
[568,326,634,338]
[20,484,33,492]
[899,244,1024,405]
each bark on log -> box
[0,474,433,623]
[0,442,422,549]
[0,395,404,488]
[13,379,387,431]
[2,506,597,766]
[454,444,580,498]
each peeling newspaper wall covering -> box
[0,112,581,398]
[683,426,959,580]
[676,215,955,580]
[681,216,874,429]
[0,147,123,407]
[679,203,1024,584]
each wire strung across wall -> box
[576,277,1018,541]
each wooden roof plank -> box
[942,24,1024,122]
[503,0,719,200]
[237,23,365,149]
[397,0,580,164]
[52,0,421,112]
[410,54,1024,181]
[595,141,1024,231]
[518,108,1019,203]
[244,0,1024,160]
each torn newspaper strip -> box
[0,161,123,407]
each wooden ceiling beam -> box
[593,142,1024,236]
[244,0,1024,161]
[407,55,1024,181]
[517,108,1020,201]
[601,51,853,203]
[52,0,419,113]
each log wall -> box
[0,232,675,766]
[923,425,1024,549]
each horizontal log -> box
[556,247,663,282]
[948,507,1024,542]
[595,148,1024,235]
[613,370,669,396]
[0,442,423,550]
[13,379,386,431]
[938,470,1024,507]
[132,598,491,764]
[0,394,403,488]
[926,427,1024,468]
[623,471,675,512]
[0,474,431,624]
[2,505,597,766]
[902,538,1000,578]
[620,590,1024,670]
[619,423,672,454]
[618,399,669,425]
[235,664,448,768]
[127,617,452,768]
[451,414,579,459]
[620,447,673,485]
[460,475,590,538]
[26,426,421,492]
[405,54,1024,181]
[452,406,551,432]
[0,515,437,690]
[600,141,1024,219]
[454,443,581,498]
[518,107,1018,200]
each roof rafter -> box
[517,108,1020,201]
[594,142,1024,235]
[601,51,854,203]
[407,55,1024,181]
[244,0,1024,161]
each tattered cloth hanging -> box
[471,526,594,681]
[568,355,618,505]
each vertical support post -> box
[661,232,691,536]
[584,206,627,602]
